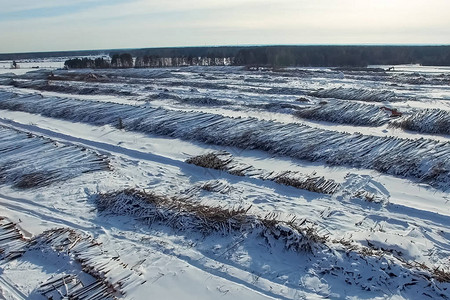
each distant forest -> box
[2,46,450,67]
[64,54,234,69]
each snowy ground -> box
[0,62,449,299]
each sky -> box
[1,0,449,53]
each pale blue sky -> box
[1,0,449,53]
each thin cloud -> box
[1,0,449,53]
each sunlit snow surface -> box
[0,59,449,299]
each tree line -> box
[64,54,234,69]
[233,46,450,67]
[63,46,450,69]
[64,54,133,69]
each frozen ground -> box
[0,62,449,299]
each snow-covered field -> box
[0,61,449,299]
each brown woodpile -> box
[187,151,341,195]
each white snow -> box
[0,63,449,299]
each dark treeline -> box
[65,54,134,69]
[64,57,111,69]
[127,46,240,60]
[27,45,449,69]
[233,46,450,67]
[64,53,234,69]
[134,56,233,67]
[111,53,133,68]
[126,45,450,67]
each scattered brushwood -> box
[37,274,84,299]
[333,67,387,73]
[168,80,230,90]
[245,102,307,115]
[338,174,391,205]
[296,97,310,102]
[0,218,144,299]
[1,91,449,188]
[351,243,450,285]
[48,72,110,82]
[329,231,450,288]
[332,70,449,87]
[96,188,326,253]
[37,274,117,300]
[148,92,182,101]
[432,267,450,283]
[0,125,110,189]
[29,228,145,299]
[185,179,233,194]
[199,180,232,193]
[240,86,306,96]
[96,188,254,234]
[186,151,341,194]
[0,217,27,261]
[13,171,59,189]
[177,96,232,106]
[186,152,233,171]
[97,189,450,295]
[390,108,450,135]
[309,87,400,102]
[352,190,385,204]
[316,245,450,298]
[294,101,390,126]
[264,86,306,96]
[244,77,288,84]
[271,171,341,194]
[259,214,328,253]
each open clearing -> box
[0,62,449,299]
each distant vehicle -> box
[380,106,402,117]
[10,60,19,69]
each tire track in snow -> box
[0,194,93,232]
[0,276,27,300]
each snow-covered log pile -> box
[391,73,450,86]
[37,274,116,300]
[331,69,450,86]
[8,78,137,96]
[0,217,145,299]
[263,86,306,96]
[176,96,232,106]
[0,91,449,188]
[390,108,450,135]
[246,102,306,113]
[0,217,27,261]
[0,125,110,189]
[29,228,145,299]
[294,101,390,126]
[95,189,450,297]
[96,189,326,253]
[313,246,450,298]
[186,151,341,194]
[187,179,233,194]
[167,79,230,90]
[309,87,400,102]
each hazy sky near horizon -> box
[1,0,449,53]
